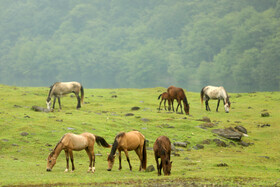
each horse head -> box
[162,159,172,176]
[107,154,115,171]
[46,152,56,172]
[183,98,190,115]
[46,97,52,110]
[224,97,231,113]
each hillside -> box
[0,84,279,186]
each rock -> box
[131,107,140,110]
[235,126,247,134]
[193,144,204,150]
[125,113,134,116]
[217,163,228,167]
[141,118,149,122]
[261,112,270,117]
[257,124,271,128]
[202,117,211,122]
[2,139,9,142]
[200,123,215,129]
[202,139,211,144]
[145,165,155,172]
[111,95,117,98]
[20,132,29,136]
[212,127,243,140]
[173,142,187,148]
[32,106,50,112]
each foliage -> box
[0,0,279,92]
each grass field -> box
[0,84,279,186]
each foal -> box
[167,86,190,115]
[158,92,169,111]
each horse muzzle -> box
[107,168,111,171]
[46,168,52,172]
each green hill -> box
[0,85,279,186]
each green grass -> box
[0,84,279,186]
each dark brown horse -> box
[153,136,172,176]
[46,133,111,173]
[46,81,84,110]
[167,86,190,115]
[158,92,169,111]
[107,131,147,171]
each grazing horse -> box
[46,132,111,173]
[200,86,231,113]
[107,131,147,171]
[153,136,172,176]
[158,92,169,111]
[167,86,190,115]
[46,81,84,110]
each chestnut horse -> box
[153,136,172,176]
[167,86,190,115]
[46,132,111,173]
[107,131,147,171]
[46,81,84,110]
[200,86,231,113]
[158,92,169,111]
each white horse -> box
[200,86,231,113]
[46,82,84,110]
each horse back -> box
[153,136,171,157]
[119,131,145,151]
[62,133,90,151]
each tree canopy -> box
[0,0,279,92]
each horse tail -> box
[95,135,111,148]
[80,85,84,104]
[142,139,147,170]
[200,87,205,105]
[158,94,162,100]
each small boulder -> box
[145,165,155,172]
[131,107,140,111]
[20,132,29,136]
[261,112,270,117]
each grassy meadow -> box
[0,84,279,186]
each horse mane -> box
[49,134,65,157]
[47,82,60,99]
[108,132,125,160]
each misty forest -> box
[0,0,279,92]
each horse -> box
[107,131,147,171]
[200,85,231,113]
[153,136,172,176]
[158,92,169,111]
[167,86,190,115]
[46,132,111,173]
[46,81,84,110]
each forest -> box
[0,0,279,92]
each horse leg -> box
[89,147,95,173]
[168,99,171,111]
[69,150,75,172]
[76,93,81,109]
[159,159,163,176]
[155,155,161,176]
[64,150,69,172]
[52,97,57,109]
[216,100,220,112]
[118,150,122,170]
[164,100,167,110]
[171,100,175,112]
[134,148,142,171]
[85,148,93,173]
[58,97,62,109]
[158,100,163,111]
[124,150,132,171]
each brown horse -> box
[153,136,172,176]
[46,81,84,110]
[107,131,147,171]
[158,92,169,111]
[167,86,190,115]
[46,132,111,173]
